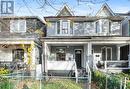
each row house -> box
[1,3,130,84]
[0,16,45,75]
[41,3,130,80]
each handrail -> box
[86,61,91,89]
[73,60,78,83]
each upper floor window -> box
[96,21,100,33]
[10,20,26,33]
[57,21,60,34]
[102,19,110,33]
[74,22,84,30]
[62,20,69,34]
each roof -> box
[56,4,74,16]
[0,16,45,24]
[96,3,115,16]
[44,16,124,21]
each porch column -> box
[43,43,48,73]
[88,42,92,56]
[129,45,130,68]
[87,42,92,68]
[117,46,120,60]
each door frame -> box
[101,46,112,61]
[74,49,83,68]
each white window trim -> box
[58,20,70,35]
[95,20,101,33]
[101,46,112,61]
[10,20,26,33]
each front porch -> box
[44,43,88,73]
[0,40,41,76]
[92,43,130,72]
[43,37,130,74]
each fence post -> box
[40,78,42,89]
[105,74,107,89]
[124,77,127,89]
[120,78,123,89]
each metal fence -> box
[0,75,89,89]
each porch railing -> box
[86,61,91,89]
[104,60,130,70]
[0,61,27,70]
[47,60,76,70]
[47,60,78,83]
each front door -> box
[120,45,129,60]
[75,50,82,68]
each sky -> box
[11,0,130,20]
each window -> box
[56,48,66,61]
[57,21,60,34]
[62,21,69,34]
[96,21,100,33]
[13,49,24,61]
[101,47,112,61]
[111,22,120,34]
[102,19,109,33]
[10,20,26,33]
[84,22,95,33]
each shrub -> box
[92,71,122,89]
[0,77,14,89]
[0,68,9,75]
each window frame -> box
[61,20,69,34]
[95,21,100,33]
[13,49,24,62]
[101,47,112,61]
[56,47,66,61]
[10,20,26,33]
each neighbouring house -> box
[41,3,130,82]
[0,16,45,76]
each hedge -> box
[92,71,122,89]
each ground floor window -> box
[56,48,66,61]
[13,49,24,61]
[101,47,112,61]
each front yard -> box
[0,77,83,89]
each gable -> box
[96,3,114,17]
[56,5,74,16]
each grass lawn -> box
[0,78,83,89]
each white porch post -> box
[117,46,120,60]
[129,45,130,68]
[88,42,92,56]
[84,44,87,68]
[87,42,92,68]
[44,43,48,73]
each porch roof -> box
[41,37,130,44]
[0,38,35,44]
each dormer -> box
[56,4,74,16]
[96,3,115,17]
